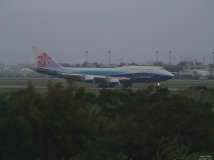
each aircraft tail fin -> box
[30,59,37,69]
[32,46,65,71]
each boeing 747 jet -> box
[32,46,174,87]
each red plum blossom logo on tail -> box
[37,53,52,66]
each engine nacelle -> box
[109,79,120,85]
[84,76,94,83]
[119,77,130,83]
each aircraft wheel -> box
[109,84,115,88]
[122,82,133,88]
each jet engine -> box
[84,76,94,83]
[108,79,120,85]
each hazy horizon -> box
[0,1,213,65]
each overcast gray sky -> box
[0,0,214,65]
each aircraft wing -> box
[62,73,130,84]
[94,76,130,84]
[62,73,108,81]
[61,73,88,81]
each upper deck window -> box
[142,69,153,70]
[130,69,140,70]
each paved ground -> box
[0,78,214,90]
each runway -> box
[0,78,213,83]
[0,78,213,91]
[0,85,187,91]
[0,78,214,82]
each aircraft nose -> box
[165,70,174,78]
[168,72,174,78]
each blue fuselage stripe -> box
[36,67,173,83]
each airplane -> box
[171,58,212,80]
[193,70,210,78]
[178,60,211,79]
[32,46,174,88]
[192,61,211,78]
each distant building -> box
[100,64,118,68]
[17,62,31,69]
[86,63,98,68]
[0,62,5,68]
[0,62,5,72]
[162,65,183,72]
[179,61,210,72]
[145,61,155,66]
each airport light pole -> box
[185,57,187,70]
[203,56,205,65]
[85,51,88,67]
[108,51,111,65]
[156,51,158,64]
[213,52,214,66]
[212,52,214,74]
[169,51,171,65]
[168,51,171,72]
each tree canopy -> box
[0,79,214,160]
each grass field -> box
[1,78,214,108]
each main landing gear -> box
[122,82,133,88]
[109,84,115,88]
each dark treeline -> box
[0,79,214,160]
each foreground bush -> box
[0,80,213,160]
